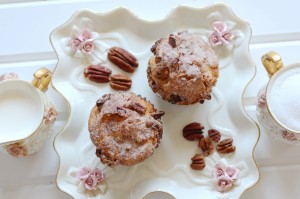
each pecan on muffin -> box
[147,31,219,105]
[88,92,164,167]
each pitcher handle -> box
[261,51,284,77]
[32,67,52,92]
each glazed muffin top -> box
[148,31,219,105]
[88,92,164,167]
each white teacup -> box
[0,68,57,157]
[256,51,300,144]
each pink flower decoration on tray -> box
[209,21,234,47]
[76,167,105,191]
[6,142,28,157]
[70,28,95,55]
[212,163,239,192]
[216,176,233,192]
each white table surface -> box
[1,0,300,198]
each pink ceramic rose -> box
[209,32,223,46]
[220,31,234,44]
[84,175,99,190]
[212,164,226,178]
[212,21,226,33]
[80,28,93,40]
[209,21,234,47]
[80,40,95,55]
[76,167,105,191]
[281,130,297,142]
[217,176,233,192]
[225,165,239,180]
[212,163,239,192]
[70,37,82,51]
[92,168,105,181]
[6,143,28,157]
[77,167,92,180]
[70,28,95,55]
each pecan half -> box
[110,74,132,91]
[183,122,204,141]
[108,47,138,73]
[96,94,111,107]
[151,111,165,120]
[84,64,111,83]
[198,137,214,156]
[127,102,146,115]
[190,154,205,170]
[216,138,236,154]
[208,129,221,143]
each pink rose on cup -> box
[281,130,297,142]
[6,142,28,157]
[209,21,234,47]
[212,163,239,192]
[217,176,233,192]
[44,105,57,124]
[0,73,18,81]
[76,167,105,191]
[80,40,95,55]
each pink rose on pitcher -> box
[6,143,28,157]
[281,130,297,142]
[257,87,267,109]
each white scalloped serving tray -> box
[51,3,259,199]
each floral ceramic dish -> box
[51,3,259,199]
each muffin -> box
[88,92,165,167]
[147,31,219,105]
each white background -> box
[1,0,300,198]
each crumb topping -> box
[148,31,219,105]
[89,92,163,166]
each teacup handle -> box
[261,51,284,77]
[32,67,52,92]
